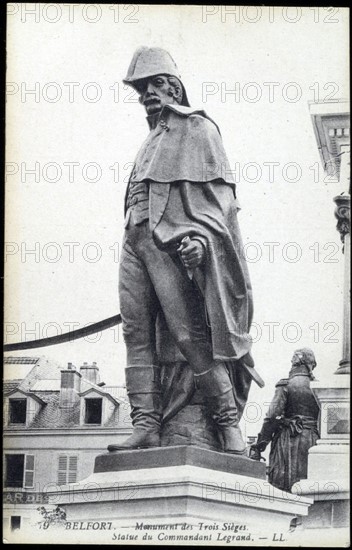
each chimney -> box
[59,363,82,408]
[79,362,100,385]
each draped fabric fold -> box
[268,415,319,492]
[153,180,253,360]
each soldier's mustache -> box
[143,95,161,105]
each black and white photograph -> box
[3,4,350,546]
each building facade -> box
[3,355,132,533]
[291,100,350,532]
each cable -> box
[3,314,122,352]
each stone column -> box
[333,190,350,374]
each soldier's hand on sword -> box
[177,236,206,270]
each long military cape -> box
[141,105,253,360]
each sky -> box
[5,5,349,436]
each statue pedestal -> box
[292,375,350,532]
[45,446,313,544]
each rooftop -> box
[3,355,129,431]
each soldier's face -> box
[138,75,178,115]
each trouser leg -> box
[108,237,162,451]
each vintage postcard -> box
[4,4,350,546]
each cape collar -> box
[145,103,220,133]
[145,104,192,130]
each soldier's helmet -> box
[123,46,190,107]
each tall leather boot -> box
[107,366,162,451]
[195,363,246,454]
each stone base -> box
[291,373,350,539]
[94,445,266,478]
[42,446,313,545]
[300,499,350,529]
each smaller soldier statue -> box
[250,348,320,492]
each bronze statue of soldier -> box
[250,348,320,491]
[108,47,263,454]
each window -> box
[11,517,21,531]
[5,455,24,488]
[9,399,27,424]
[58,455,78,485]
[84,398,102,424]
[5,455,34,488]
